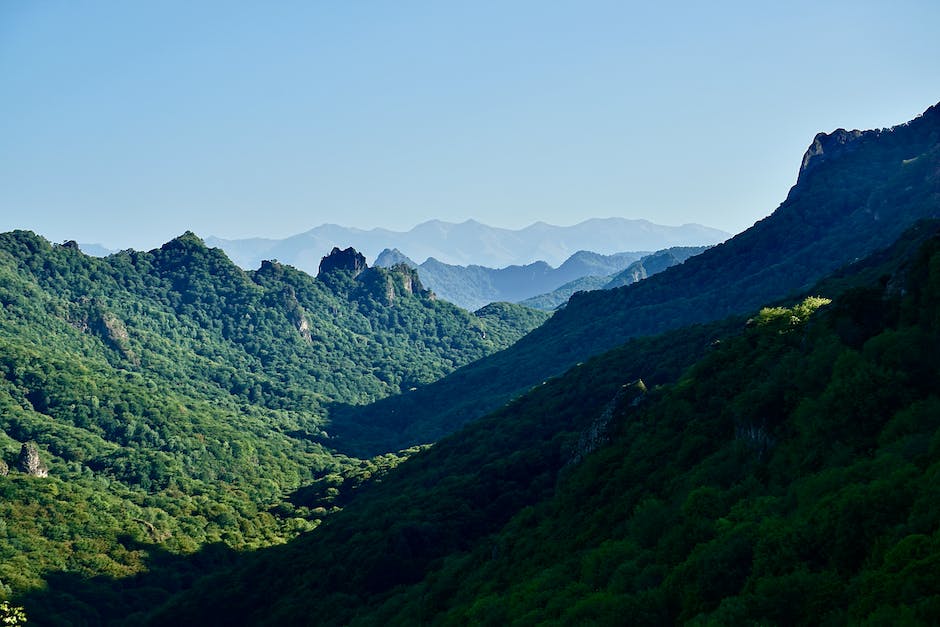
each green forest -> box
[1,102,940,625]
[0,231,547,614]
[89,219,933,626]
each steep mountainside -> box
[123,219,940,627]
[375,248,647,310]
[207,218,729,272]
[0,233,547,600]
[351,224,940,626]
[329,101,940,455]
[521,246,708,310]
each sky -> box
[1,1,939,251]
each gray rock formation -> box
[566,379,647,467]
[318,247,367,278]
[799,128,877,177]
[17,442,48,477]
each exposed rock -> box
[101,311,130,343]
[318,247,367,279]
[798,127,886,184]
[95,310,138,364]
[566,379,647,466]
[280,286,313,343]
[389,264,427,296]
[735,424,775,460]
[296,316,313,343]
[353,265,432,306]
[0,459,8,476]
[133,517,171,542]
[17,441,49,477]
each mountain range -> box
[0,232,547,605]
[139,100,940,625]
[518,246,710,310]
[328,100,940,455]
[374,246,708,311]
[146,218,940,626]
[2,101,939,625]
[205,218,729,272]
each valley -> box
[1,102,939,625]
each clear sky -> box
[2,1,939,251]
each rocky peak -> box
[318,247,367,279]
[799,128,869,177]
[17,441,48,478]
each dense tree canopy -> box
[138,223,940,626]
[0,230,547,612]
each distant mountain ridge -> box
[374,248,650,310]
[520,246,709,310]
[206,218,729,272]
[376,246,708,311]
[328,100,940,455]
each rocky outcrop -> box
[355,265,429,305]
[389,264,427,296]
[17,441,48,478]
[69,298,137,363]
[318,247,367,279]
[0,459,8,476]
[800,129,869,176]
[278,285,313,343]
[566,379,647,467]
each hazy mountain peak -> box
[374,248,417,268]
[209,218,730,272]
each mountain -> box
[327,101,940,455]
[0,232,548,601]
[206,218,730,272]
[375,248,648,311]
[4,102,940,624]
[69,217,940,626]
[520,246,709,310]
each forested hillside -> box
[329,102,940,455]
[355,222,940,626]
[131,218,940,626]
[3,103,939,626]
[0,232,547,607]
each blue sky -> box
[2,1,939,250]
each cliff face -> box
[318,247,367,279]
[794,102,940,193]
[17,442,48,478]
[799,128,872,176]
[354,264,432,306]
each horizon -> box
[68,216,730,267]
[206,215,731,244]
